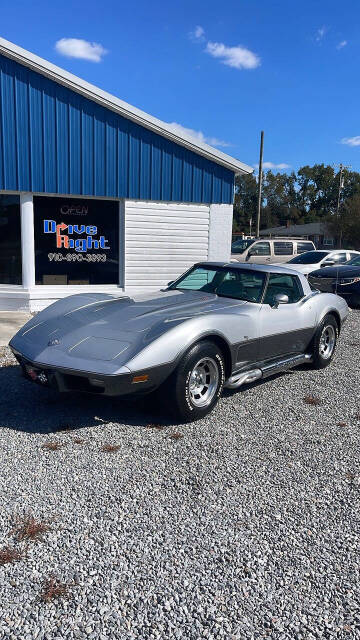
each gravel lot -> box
[0,311,359,640]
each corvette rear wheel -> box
[310,314,338,369]
[164,341,225,422]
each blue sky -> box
[1,0,360,173]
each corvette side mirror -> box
[272,293,289,308]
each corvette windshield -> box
[288,251,329,264]
[169,266,266,303]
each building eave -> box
[0,37,253,176]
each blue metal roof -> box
[0,54,234,203]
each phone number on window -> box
[48,253,107,262]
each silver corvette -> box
[10,262,348,422]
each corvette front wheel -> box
[164,341,225,422]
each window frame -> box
[168,264,268,303]
[325,251,348,265]
[248,241,271,257]
[261,272,304,306]
[33,195,120,286]
[273,241,294,256]
[349,252,360,261]
[296,241,315,255]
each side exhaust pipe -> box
[224,353,313,390]
[225,368,262,389]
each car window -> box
[231,238,255,254]
[249,241,271,256]
[297,241,314,254]
[288,251,329,264]
[216,271,266,302]
[349,252,360,260]
[329,252,348,264]
[263,273,303,306]
[347,255,360,266]
[273,241,293,256]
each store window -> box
[0,195,22,285]
[34,197,120,285]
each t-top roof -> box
[0,37,253,176]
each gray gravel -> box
[0,312,360,640]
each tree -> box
[233,173,258,234]
[327,195,360,248]
[262,171,301,228]
[232,163,360,247]
[296,164,338,217]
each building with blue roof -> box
[0,37,252,310]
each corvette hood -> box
[10,290,245,374]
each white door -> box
[246,241,272,264]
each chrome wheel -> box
[188,357,219,408]
[319,324,336,359]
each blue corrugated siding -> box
[0,54,234,203]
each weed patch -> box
[170,432,184,440]
[11,514,51,542]
[41,441,65,451]
[40,576,69,602]
[101,444,121,453]
[304,395,321,406]
[0,547,22,566]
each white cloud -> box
[337,40,348,49]
[55,38,108,62]
[205,41,260,70]
[189,25,205,42]
[254,162,291,170]
[166,122,231,148]
[341,136,360,147]
[316,26,327,42]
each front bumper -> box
[10,348,172,397]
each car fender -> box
[124,311,254,373]
[310,292,349,329]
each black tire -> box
[310,314,338,369]
[163,340,225,423]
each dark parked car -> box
[309,254,360,307]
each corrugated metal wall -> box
[0,54,234,204]
[124,200,210,291]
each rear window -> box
[297,241,315,254]
[273,241,293,256]
[288,251,329,264]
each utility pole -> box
[256,131,264,238]
[249,217,253,237]
[334,163,351,247]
